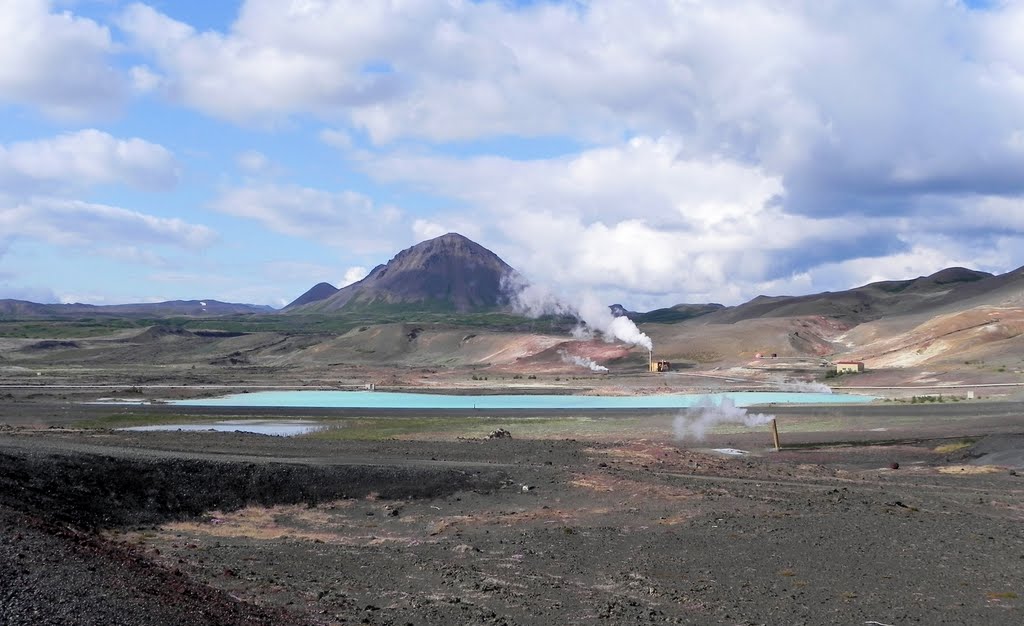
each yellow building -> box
[835,361,865,374]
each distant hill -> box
[698,267,999,325]
[0,299,274,318]
[285,282,338,308]
[611,303,725,324]
[286,233,517,313]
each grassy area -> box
[0,310,578,339]
[0,318,144,338]
[933,439,975,454]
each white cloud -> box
[116,2,1024,207]
[101,0,1024,306]
[411,219,448,242]
[340,265,367,287]
[129,65,163,93]
[0,0,126,118]
[211,183,408,254]
[0,197,217,250]
[319,128,353,150]
[359,134,1024,306]
[236,149,273,175]
[0,130,179,192]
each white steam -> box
[558,349,609,372]
[673,396,775,441]
[779,379,833,394]
[504,275,652,351]
[576,293,653,350]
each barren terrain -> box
[2,296,1024,624]
[2,384,1023,625]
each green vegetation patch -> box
[933,439,975,454]
[0,310,580,339]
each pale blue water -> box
[122,420,323,436]
[173,390,873,409]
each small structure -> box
[835,361,865,374]
[648,350,671,372]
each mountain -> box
[698,267,998,325]
[611,303,725,324]
[0,299,273,318]
[286,233,517,313]
[285,282,338,308]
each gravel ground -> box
[1,419,1022,625]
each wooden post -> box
[770,418,781,451]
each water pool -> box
[121,420,324,436]
[172,390,874,410]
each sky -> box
[2,0,1024,310]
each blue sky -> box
[2,0,1023,309]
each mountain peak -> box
[285,282,338,308]
[287,234,516,313]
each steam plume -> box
[558,349,609,372]
[779,379,832,394]
[673,396,774,441]
[504,275,652,351]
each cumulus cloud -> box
[116,1,409,124]
[362,132,1024,305]
[0,0,126,118]
[211,183,408,254]
[129,65,164,94]
[340,266,368,287]
[366,136,868,302]
[0,197,217,249]
[0,130,179,192]
[110,0,1024,305]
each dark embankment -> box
[0,443,507,625]
[1,504,297,626]
[0,449,506,529]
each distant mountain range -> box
[0,299,273,318]
[4,231,1023,325]
[698,267,1008,325]
[285,232,516,313]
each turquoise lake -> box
[173,390,874,409]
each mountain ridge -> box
[286,233,517,313]
[0,299,273,317]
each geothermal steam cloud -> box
[558,349,609,372]
[573,294,653,350]
[673,397,774,441]
[505,277,652,351]
[780,380,832,394]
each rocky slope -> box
[287,233,516,313]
